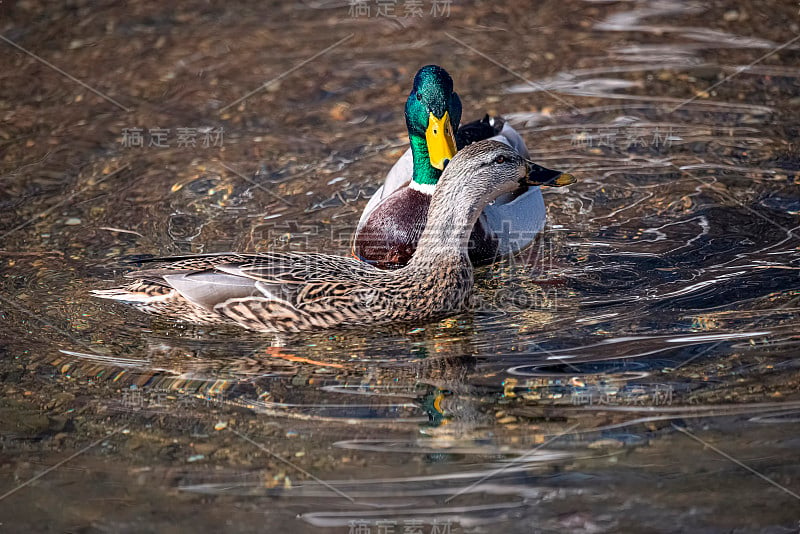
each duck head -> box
[435,140,576,210]
[414,140,576,257]
[405,65,463,188]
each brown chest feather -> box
[354,188,499,269]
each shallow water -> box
[1,0,799,532]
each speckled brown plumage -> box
[93,141,574,332]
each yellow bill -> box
[425,111,457,170]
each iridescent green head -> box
[404,65,463,187]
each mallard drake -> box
[93,141,575,332]
[353,64,575,269]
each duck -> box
[92,141,575,333]
[353,64,575,269]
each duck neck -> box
[408,183,486,267]
[409,133,442,190]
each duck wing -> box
[211,253,390,329]
[458,115,530,157]
[99,252,388,330]
[456,114,503,148]
[213,252,378,289]
[147,252,376,302]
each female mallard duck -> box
[353,64,575,269]
[93,141,574,332]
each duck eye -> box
[494,155,506,164]
[415,92,422,102]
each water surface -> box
[1,0,799,532]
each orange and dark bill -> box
[524,161,576,187]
